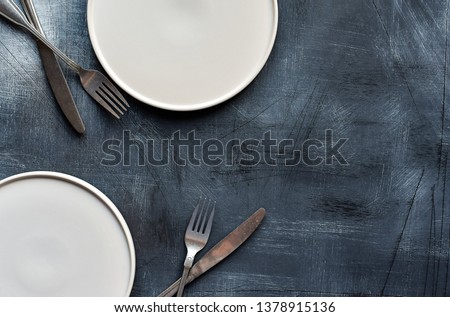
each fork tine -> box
[194,198,208,232]
[102,78,130,110]
[92,92,120,119]
[198,199,211,232]
[188,197,204,231]
[100,82,128,112]
[97,87,124,116]
[203,201,215,235]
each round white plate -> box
[0,172,135,296]
[87,0,278,111]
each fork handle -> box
[0,0,28,26]
[177,267,191,297]
[0,0,81,73]
[20,0,43,34]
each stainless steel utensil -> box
[177,198,215,297]
[0,0,129,119]
[20,0,85,133]
[158,208,265,297]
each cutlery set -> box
[20,0,85,133]
[159,207,266,297]
[0,0,129,133]
[156,198,266,297]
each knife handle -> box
[158,279,181,297]
[159,274,195,297]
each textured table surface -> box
[0,0,449,297]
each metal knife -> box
[20,0,85,134]
[158,208,266,297]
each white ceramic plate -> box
[0,172,135,296]
[87,0,278,111]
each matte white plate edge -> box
[0,171,136,296]
[86,0,279,111]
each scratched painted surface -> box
[0,0,449,296]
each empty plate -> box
[87,0,278,111]
[0,172,135,296]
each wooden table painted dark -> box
[0,0,449,297]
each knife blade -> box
[158,208,266,297]
[21,0,85,134]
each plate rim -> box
[0,171,136,297]
[86,0,279,111]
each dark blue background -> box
[0,0,449,296]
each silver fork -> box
[0,0,129,118]
[177,198,215,297]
